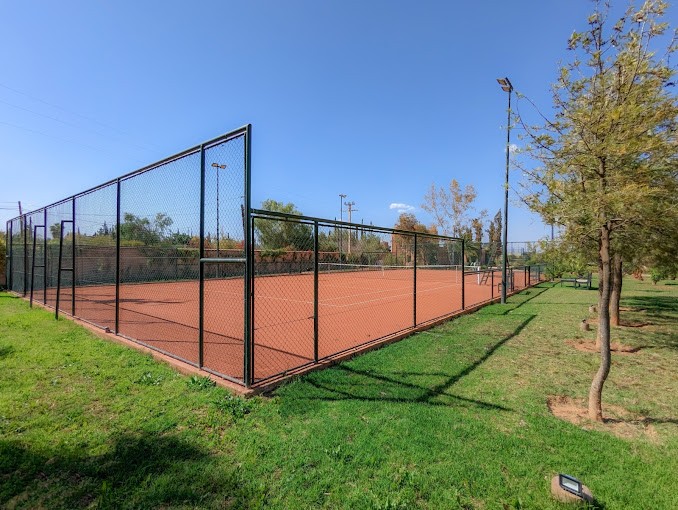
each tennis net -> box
[317,263,480,283]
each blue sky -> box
[0,1,641,241]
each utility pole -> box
[339,194,346,260]
[344,201,357,254]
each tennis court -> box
[26,263,535,384]
[5,125,545,388]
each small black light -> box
[558,474,583,498]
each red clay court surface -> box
[33,267,539,385]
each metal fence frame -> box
[5,123,546,388]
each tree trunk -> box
[595,256,603,349]
[610,254,622,327]
[589,224,612,422]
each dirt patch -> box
[547,395,658,440]
[565,339,642,355]
[619,306,646,313]
[586,316,652,329]
[619,320,653,329]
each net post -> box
[313,220,319,363]
[199,144,206,369]
[461,239,465,310]
[115,178,121,334]
[491,269,494,300]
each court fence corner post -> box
[71,197,76,316]
[198,144,206,369]
[243,124,253,388]
[23,216,28,296]
[7,221,12,292]
[313,220,319,363]
[413,233,417,327]
[461,239,465,310]
[115,179,121,334]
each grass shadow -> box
[498,285,550,314]
[294,315,536,412]
[623,295,678,313]
[618,295,678,350]
[0,433,250,509]
[0,345,15,359]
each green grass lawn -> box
[0,278,676,509]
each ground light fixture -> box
[551,473,594,504]
[496,77,513,304]
[558,474,583,498]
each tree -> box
[49,222,62,241]
[518,0,677,421]
[118,212,175,245]
[422,179,484,238]
[487,210,503,266]
[392,213,437,265]
[255,199,313,251]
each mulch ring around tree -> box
[546,395,659,441]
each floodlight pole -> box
[496,77,513,304]
[211,163,227,261]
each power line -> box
[0,81,160,151]
[0,98,155,154]
[0,120,145,162]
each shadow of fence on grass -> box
[296,314,536,412]
[493,285,550,315]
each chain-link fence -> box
[247,210,546,384]
[5,124,546,388]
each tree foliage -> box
[118,213,174,246]
[255,199,313,250]
[421,179,487,240]
[391,213,438,265]
[517,0,677,420]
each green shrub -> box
[650,267,666,285]
[214,393,253,420]
[187,375,216,390]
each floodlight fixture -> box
[496,78,513,92]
